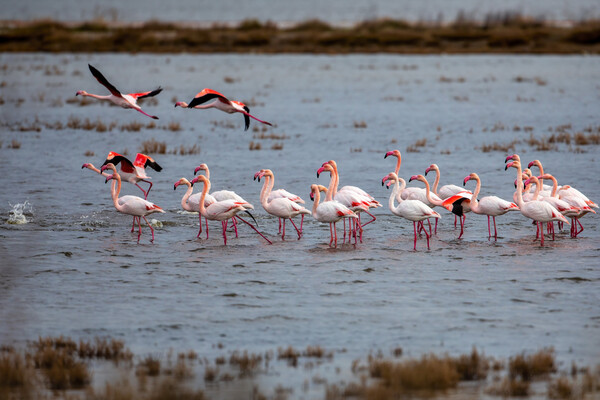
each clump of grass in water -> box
[7,201,33,224]
[140,139,167,154]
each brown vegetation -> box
[2,15,600,54]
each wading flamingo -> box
[190,175,271,245]
[534,173,581,235]
[317,162,370,243]
[461,173,519,240]
[505,157,569,246]
[101,163,165,243]
[309,184,357,248]
[76,64,162,119]
[174,177,216,239]
[255,169,310,240]
[424,163,473,230]
[383,172,441,251]
[193,163,255,237]
[100,152,162,200]
[175,88,272,131]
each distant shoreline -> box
[1,15,599,54]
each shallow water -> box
[0,53,599,395]
[2,0,599,23]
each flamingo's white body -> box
[309,184,357,247]
[175,88,272,131]
[383,172,441,250]
[76,64,162,119]
[462,173,519,240]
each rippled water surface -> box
[0,54,599,393]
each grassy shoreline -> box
[1,336,599,399]
[1,15,600,54]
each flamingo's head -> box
[384,150,401,159]
[194,163,208,176]
[174,101,187,108]
[253,170,263,181]
[317,164,333,178]
[424,164,438,176]
[505,154,520,163]
[527,160,541,169]
[100,163,116,173]
[463,173,477,186]
[382,172,398,188]
[505,161,520,171]
[409,174,425,183]
[75,90,87,96]
[105,173,116,184]
[174,177,189,190]
[82,163,90,169]
[190,175,208,187]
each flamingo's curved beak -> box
[505,155,515,163]
[463,176,470,186]
[528,161,535,169]
[424,167,431,175]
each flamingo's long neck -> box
[547,175,559,197]
[431,168,440,195]
[513,164,525,209]
[422,177,442,206]
[311,189,320,217]
[529,177,541,201]
[198,178,211,217]
[470,176,481,211]
[394,156,401,175]
[260,175,272,208]
[325,171,336,202]
[83,93,112,101]
[203,167,210,181]
[388,178,405,213]
[111,172,123,212]
[536,162,545,188]
[330,164,340,197]
[181,181,194,211]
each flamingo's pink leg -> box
[360,210,376,228]
[221,220,227,245]
[329,223,334,246]
[197,214,202,238]
[458,216,465,239]
[576,219,584,236]
[299,214,304,234]
[134,107,158,120]
[140,179,153,199]
[142,216,154,243]
[289,218,301,239]
[240,110,272,126]
[278,218,282,234]
[493,216,498,240]
[235,215,273,244]
[131,216,139,232]
[137,216,142,243]
[232,217,239,238]
[135,183,148,199]
[487,215,491,239]
[413,221,418,250]
[540,222,545,246]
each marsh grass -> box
[137,356,160,377]
[140,139,167,154]
[509,348,556,381]
[9,140,21,149]
[271,142,284,150]
[249,141,262,150]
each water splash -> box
[7,201,33,224]
[149,219,163,228]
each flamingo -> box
[317,162,370,243]
[174,177,216,239]
[193,163,256,237]
[76,64,162,119]
[309,184,357,248]
[534,173,581,235]
[461,173,519,240]
[382,172,441,250]
[101,163,165,243]
[254,169,310,240]
[190,175,271,245]
[408,174,471,238]
[99,152,162,200]
[175,88,272,131]
[527,160,555,195]
[505,157,569,246]
[424,163,473,230]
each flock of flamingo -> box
[78,64,597,249]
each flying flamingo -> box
[317,162,370,243]
[99,152,162,200]
[505,157,569,246]
[193,163,255,237]
[461,173,519,240]
[254,169,310,240]
[175,88,272,131]
[76,64,162,119]
[190,175,271,245]
[309,184,357,248]
[424,163,473,230]
[382,172,441,250]
[174,177,216,239]
[101,163,165,243]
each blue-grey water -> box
[0,53,599,396]
[1,0,599,23]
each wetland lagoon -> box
[1,48,599,399]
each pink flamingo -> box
[383,172,441,251]
[101,163,165,243]
[424,163,472,230]
[505,157,569,246]
[76,64,162,119]
[190,175,271,245]
[255,169,310,240]
[99,152,162,200]
[254,169,306,234]
[175,88,272,131]
[317,162,370,243]
[535,173,581,235]
[174,177,216,239]
[309,184,357,248]
[462,173,519,240]
[193,163,255,237]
